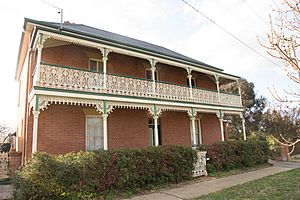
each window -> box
[191,119,202,145]
[148,118,161,146]
[89,59,103,72]
[86,116,103,150]
[187,78,196,87]
[145,69,158,81]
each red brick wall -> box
[192,71,217,90]
[8,150,22,175]
[42,44,98,70]
[200,113,221,144]
[108,53,148,78]
[157,63,187,85]
[37,104,86,154]
[108,108,149,149]
[25,112,33,161]
[160,111,191,146]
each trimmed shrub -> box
[13,145,197,199]
[198,140,269,173]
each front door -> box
[86,116,103,151]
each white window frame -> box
[190,119,202,145]
[85,115,103,151]
[89,58,103,72]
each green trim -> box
[35,95,39,111]
[41,62,103,74]
[219,110,224,119]
[191,107,195,117]
[153,104,157,116]
[103,100,107,114]
[107,72,152,82]
[33,86,244,110]
[39,33,43,45]
[103,48,107,58]
[156,79,190,88]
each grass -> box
[208,164,271,178]
[193,168,300,200]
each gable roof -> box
[25,18,223,72]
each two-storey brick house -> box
[16,18,245,163]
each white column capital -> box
[148,58,158,68]
[98,47,112,58]
[32,110,40,118]
[214,74,219,81]
[186,68,192,75]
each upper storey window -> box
[145,69,158,81]
[187,78,196,87]
[89,59,103,72]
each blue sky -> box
[0,0,297,127]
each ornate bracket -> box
[187,108,198,119]
[148,104,163,117]
[186,68,192,76]
[147,58,158,68]
[98,47,112,59]
[95,101,114,115]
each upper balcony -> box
[35,63,242,107]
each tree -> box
[262,105,300,155]
[260,0,300,102]
[0,124,12,142]
[223,78,266,140]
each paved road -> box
[126,161,300,200]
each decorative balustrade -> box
[36,64,242,107]
[192,87,219,104]
[220,92,241,106]
[106,74,153,98]
[156,81,191,101]
[39,64,104,92]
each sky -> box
[0,0,297,128]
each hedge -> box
[13,145,197,199]
[198,140,269,172]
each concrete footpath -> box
[126,161,300,200]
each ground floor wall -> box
[21,105,224,162]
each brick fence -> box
[8,149,22,175]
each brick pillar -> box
[8,150,22,175]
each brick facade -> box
[200,113,222,144]
[20,43,227,162]
[21,106,222,161]
[160,111,191,146]
[38,104,86,155]
[108,108,150,149]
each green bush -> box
[198,140,269,173]
[13,145,197,199]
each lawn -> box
[194,168,300,200]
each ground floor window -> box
[191,119,202,145]
[148,118,161,146]
[86,116,103,150]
